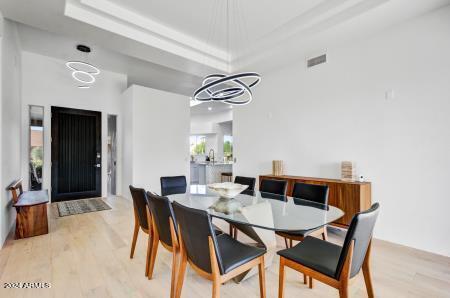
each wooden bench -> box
[7,178,49,239]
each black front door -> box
[51,107,101,202]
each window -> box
[224,135,233,158]
[190,135,206,155]
[29,105,44,190]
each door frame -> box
[51,106,102,202]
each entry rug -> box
[57,198,111,217]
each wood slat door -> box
[51,107,101,202]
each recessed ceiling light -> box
[208,107,212,111]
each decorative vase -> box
[341,161,355,181]
[272,160,284,176]
[207,182,249,214]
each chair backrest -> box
[172,201,224,274]
[292,182,329,205]
[260,191,287,201]
[336,203,380,279]
[234,176,256,195]
[146,192,176,247]
[160,176,187,196]
[260,179,287,196]
[129,185,149,230]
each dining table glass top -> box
[167,185,344,232]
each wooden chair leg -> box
[175,249,187,298]
[284,237,289,249]
[303,274,307,285]
[362,262,374,298]
[289,239,293,248]
[309,276,313,289]
[147,236,159,279]
[209,236,221,298]
[170,248,178,298]
[145,206,153,276]
[338,240,354,298]
[212,275,221,298]
[130,222,139,258]
[339,285,349,298]
[145,233,152,276]
[362,242,374,298]
[233,227,238,240]
[278,257,285,298]
[258,256,266,298]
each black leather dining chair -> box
[277,182,330,248]
[172,201,267,298]
[129,185,152,277]
[234,176,256,196]
[146,192,179,298]
[278,203,380,298]
[160,176,187,196]
[259,178,287,199]
[275,182,330,286]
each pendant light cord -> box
[227,0,230,68]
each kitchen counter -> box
[192,161,234,166]
[190,162,233,184]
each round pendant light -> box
[192,0,261,105]
[66,45,100,89]
[193,72,260,105]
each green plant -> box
[193,141,206,155]
[224,140,233,157]
[30,146,43,168]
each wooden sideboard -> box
[259,175,372,227]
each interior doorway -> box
[51,106,102,202]
[107,115,117,196]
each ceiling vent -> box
[307,54,326,68]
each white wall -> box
[234,6,450,257]
[122,85,190,197]
[190,110,232,135]
[0,18,22,246]
[21,51,127,199]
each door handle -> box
[95,164,101,168]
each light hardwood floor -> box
[0,196,449,298]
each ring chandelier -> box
[192,0,261,105]
[193,72,260,105]
[66,61,100,87]
[66,45,100,89]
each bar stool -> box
[221,172,232,182]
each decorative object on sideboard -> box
[341,161,355,181]
[272,160,284,176]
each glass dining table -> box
[168,185,344,233]
[168,185,344,282]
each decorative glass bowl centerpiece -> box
[207,182,248,214]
